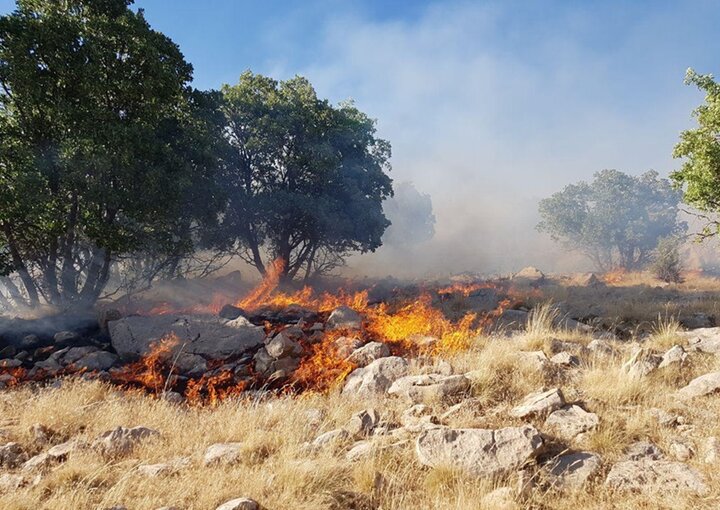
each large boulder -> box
[512,267,545,284]
[109,314,264,359]
[605,460,708,495]
[415,426,543,477]
[342,356,409,395]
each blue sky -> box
[1,0,719,272]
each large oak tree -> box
[218,72,393,282]
[0,0,223,307]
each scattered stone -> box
[544,452,602,490]
[702,436,720,463]
[677,371,720,400]
[0,345,16,359]
[215,498,259,510]
[515,351,550,371]
[203,443,244,466]
[74,351,119,371]
[20,334,41,350]
[648,408,680,428]
[623,441,664,461]
[512,266,545,283]
[669,439,694,461]
[509,388,565,419]
[0,442,26,468]
[137,457,190,477]
[98,308,123,332]
[684,327,720,353]
[401,404,440,430]
[605,460,708,495]
[346,342,390,367]
[0,359,21,368]
[93,426,159,457]
[326,306,362,330]
[173,353,208,376]
[0,473,25,493]
[659,345,687,369]
[345,440,374,462]
[265,332,302,359]
[344,409,381,437]
[218,304,246,320]
[587,339,615,355]
[549,352,580,367]
[31,423,56,446]
[544,405,599,440]
[333,336,364,359]
[342,357,409,395]
[415,426,543,477]
[311,429,350,450]
[53,330,80,346]
[388,374,470,404]
[622,347,661,379]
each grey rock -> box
[550,351,580,367]
[109,314,265,359]
[203,443,244,466]
[215,498,259,510]
[53,330,80,346]
[605,460,708,495]
[93,426,159,457]
[346,341,390,367]
[388,374,470,404]
[683,327,720,353]
[415,426,543,477]
[74,351,118,371]
[544,405,599,440]
[0,442,26,468]
[265,332,301,359]
[342,357,409,395]
[344,409,381,437]
[659,345,687,369]
[624,441,664,461]
[622,347,661,379]
[327,306,362,330]
[510,388,565,418]
[545,452,602,490]
[677,371,720,400]
[0,473,24,493]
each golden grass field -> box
[2,272,720,509]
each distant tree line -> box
[0,0,393,309]
[539,68,720,279]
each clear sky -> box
[2,0,719,273]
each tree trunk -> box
[2,224,39,306]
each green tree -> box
[0,0,223,308]
[218,72,393,282]
[672,69,720,238]
[537,170,685,271]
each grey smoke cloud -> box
[276,1,720,275]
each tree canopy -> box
[217,72,393,282]
[0,0,224,307]
[537,170,686,271]
[672,69,720,239]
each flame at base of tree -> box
[0,259,530,405]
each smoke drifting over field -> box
[286,1,720,276]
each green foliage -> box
[538,170,685,271]
[0,0,223,306]
[219,72,393,280]
[672,69,720,238]
[651,236,683,283]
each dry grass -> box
[2,309,720,508]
